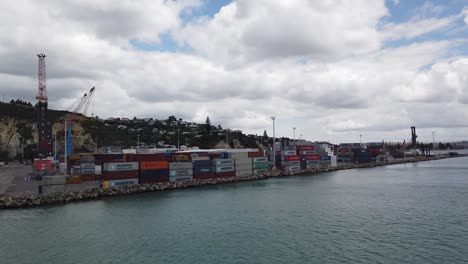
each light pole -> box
[271,117,276,169]
[293,127,296,142]
[432,132,435,154]
[177,120,181,150]
[137,134,140,149]
[64,118,68,174]
[360,134,362,146]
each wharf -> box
[1,155,466,209]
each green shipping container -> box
[253,162,269,169]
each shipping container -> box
[81,168,95,175]
[283,166,301,172]
[235,157,253,165]
[81,174,97,181]
[193,166,214,175]
[140,161,169,171]
[282,160,300,167]
[302,155,321,160]
[103,162,139,172]
[235,170,252,177]
[281,150,297,156]
[103,178,139,188]
[321,156,332,161]
[102,170,139,180]
[193,173,216,180]
[282,155,301,161]
[299,150,317,155]
[229,152,249,159]
[80,163,95,169]
[134,153,173,162]
[252,157,268,163]
[248,151,264,158]
[140,169,169,178]
[192,160,213,167]
[253,162,269,169]
[169,162,193,170]
[43,175,67,185]
[42,184,66,194]
[215,171,236,178]
[297,145,315,151]
[169,175,193,182]
[213,159,234,166]
[34,159,52,171]
[174,154,191,161]
[169,169,193,177]
[214,165,235,173]
[139,176,169,184]
[95,165,102,175]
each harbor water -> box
[1,157,467,264]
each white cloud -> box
[0,0,468,144]
[463,7,468,25]
[175,0,387,65]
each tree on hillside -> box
[205,116,211,135]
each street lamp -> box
[271,117,276,169]
[137,134,140,149]
[293,127,296,142]
[432,132,435,154]
[360,134,362,146]
[177,119,181,150]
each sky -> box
[1,0,468,144]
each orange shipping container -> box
[140,161,169,171]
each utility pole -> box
[137,134,140,149]
[54,127,57,160]
[271,117,276,169]
[432,132,435,154]
[64,118,67,174]
[177,120,180,150]
[293,127,296,142]
[360,134,362,146]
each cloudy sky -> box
[1,0,468,144]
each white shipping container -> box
[281,150,297,156]
[300,150,317,155]
[80,163,95,169]
[105,178,139,188]
[103,162,139,172]
[252,157,268,163]
[43,175,67,185]
[235,170,252,177]
[169,175,193,182]
[42,184,66,194]
[284,166,301,172]
[215,165,235,172]
[169,162,193,170]
[282,160,300,167]
[213,159,234,166]
[191,156,210,161]
[95,165,102,175]
[253,169,269,175]
[122,149,137,154]
[228,152,249,159]
[235,158,253,165]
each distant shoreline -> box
[1,155,466,209]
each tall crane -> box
[68,87,96,116]
[36,53,53,157]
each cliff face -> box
[0,103,93,159]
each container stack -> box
[139,161,169,184]
[42,175,67,194]
[252,157,269,175]
[300,154,321,170]
[102,162,139,187]
[80,155,96,181]
[192,160,215,180]
[169,162,193,182]
[212,158,235,178]
[232,152,253,177]
[281,148,301,173]
[318,144,337,168]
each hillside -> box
[0,102,269,160]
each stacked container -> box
[192,160,215,179]
[252,156,269,175]
[232,152,253,177]
[102,162,139,181]
[300,154,321,170]
[169,162,193,182]
[139,161,169,184]
[80,155,96,181]
[42,175,67,194]
[212,158,235,178]
[280,148,301,173]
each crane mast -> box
[36,53,53,158]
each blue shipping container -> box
[192,160,213,167]
[194,166,214,174]
[140,169,169,178]
[321,156,331,161]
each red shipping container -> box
[81,174,97,181]
[102,170,139,180]
[193,173,216,180]
[215,171,236,178]
[338,148,350,153]
[140,161,169,170]
[297,146,314,151]
[34,160,52,171]
[284,155,301,161]
[303,155,321,160]
[248,151,264,157]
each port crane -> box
[68,86,96,116]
